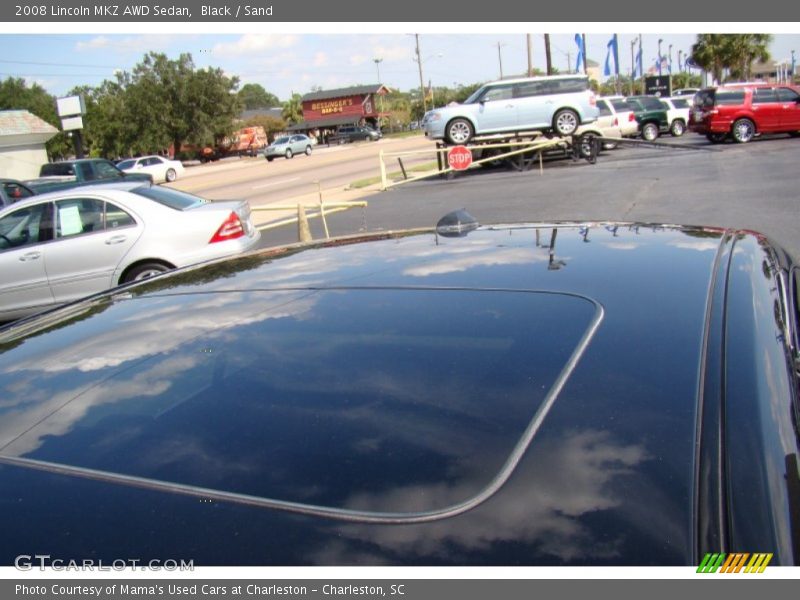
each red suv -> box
[689,83,800,143]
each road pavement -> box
[253,133,800,261]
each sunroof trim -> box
[0,288,604,525]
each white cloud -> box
[212,34,299,57]
[349,54,368,66]
[372,44,412,62]
[76,36,110,50]
[313,52,329,68]
[75,35,174,56]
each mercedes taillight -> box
[209,211,245,244]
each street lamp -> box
[668,44,673,92]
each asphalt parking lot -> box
[261,133,800,259]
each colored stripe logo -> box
[697,553,773,573]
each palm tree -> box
[692,34,772,83]
[691,34,732,84]
[728,34,772,80]
[281,93,303,125]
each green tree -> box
[126,52,242,154]
[691,34,732,84]
[281,93,303,125]
[238,83,280,109]
[727,34,772,80]
[241,114,287,142]
[691,34,772,84]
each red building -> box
[288,84,389,140]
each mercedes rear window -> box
[130,185,206,210]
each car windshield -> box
[462,85,488,104]
[117,160,135,170]
[130,185,206,210]
[274,137,290,144]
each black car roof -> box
[0,223,797,565]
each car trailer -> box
[435,132,605,173]
[378,132,603,191]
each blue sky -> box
[1,33,797,101]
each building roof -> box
[301,84,388,102]
[0,110,59,137]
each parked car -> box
[264,134,314,161]
[660,97,692,137]
[689,83,800,143]
[26,158,153,194]
[624,95,670,141]
[422,74,599,144]
[575,99,623,150]
[117,155,185,183]
[0,179,35,209]
[0,183,260,321]
[598,97,639,138]
[1,213,798,566]
[672,88,700,97]
[328,125,382,144]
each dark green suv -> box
[625,95,670,141]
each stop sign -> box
[447,145,473,171]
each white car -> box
[601,97,640,138]
[578,98,634,149]
[0,183,260,321]
[660,97,692,137]
[118,155,185,183]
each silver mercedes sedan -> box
[0,183,260,321]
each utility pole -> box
[415,34,427,115]
[374,58,384,128]
[544,33,553,75]
[527,34,533,77]
[496,42,505,79]
[631,39,636,95]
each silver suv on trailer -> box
[422,74,599,145]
